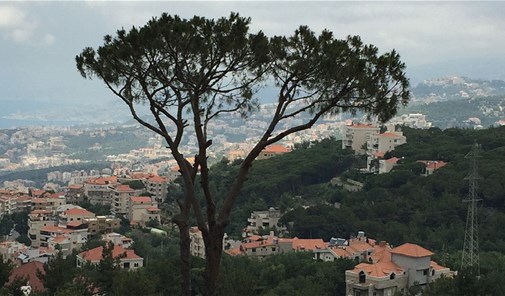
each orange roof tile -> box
[52,235,68,244]
[430,260,448,271]
[130,196,152,203]
[146,207,160,212]
[86,176,118,185]
[79,245,142,262]
[68,184,83,190]
[148,175,167,183]
[263,145,291,153]
[31,189,47,197]
[291,238,326,251]
[15,195,31,202]
[418,160,447,170]
[241,237,276,250]
[350,261,403,278]
[380,132,403,138]
[115,185,134,192]
[225,247,242,256]
[8,261,45,292]
[391,243,433,258]
[348,240,374,253]
[32,198,48,203]
[65,208,95,217]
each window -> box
[123,262,130,269]
[423,269,429,276]
[359,271,366,283]
[355,291,361,296]
[390,273,395,280]
[134,263,139,267]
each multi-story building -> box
[342,124,380,155]
[144,175,168,204]
[190,227,206,259]
[0,194,16,216]
[111,184,136,215]
[58,207,95,226]
[367,131,407,158]
[128,196,161,227]
[28,210,56,248]
[84,216,121,236]
[245,208,283,235]
[83,176,117,205]
[65,184,85,205]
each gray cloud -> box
[1,1,505,104]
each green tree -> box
[38,251,76,295]
[76,12,409,296]
[0,255,13,288]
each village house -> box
[417,160,448,176]
[76,244,143,270]
[345,243,454,296]
[257,144,291,160]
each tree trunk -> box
[204,226,224,296]
[177,222,192,296]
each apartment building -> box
[342,124,380,155]
[111,184,136,215]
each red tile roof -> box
[68,184,83,190]
[291,238,326,251]
[7,261,46,292]
[146,207,160,212]
[79,245,142,262]
[86,176,118,185]
[391,243,433,258]
[65,208,94,217]
[380,132,403,138]
[115,185,134,192]
[147,175,167,183]
[430,260,448,271]
[130,196,152,203]
[350,261,403,278]
[263,145,291,154]
[418,160,447,170]
[31,189,47,197]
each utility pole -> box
[461,142,481,274]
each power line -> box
[461,142,481,273]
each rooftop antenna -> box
[461,142,481,274]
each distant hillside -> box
[398,76,505,128]
[411,76,505,103]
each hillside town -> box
[0,117,459,296]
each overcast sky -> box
[1,1,505,105]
